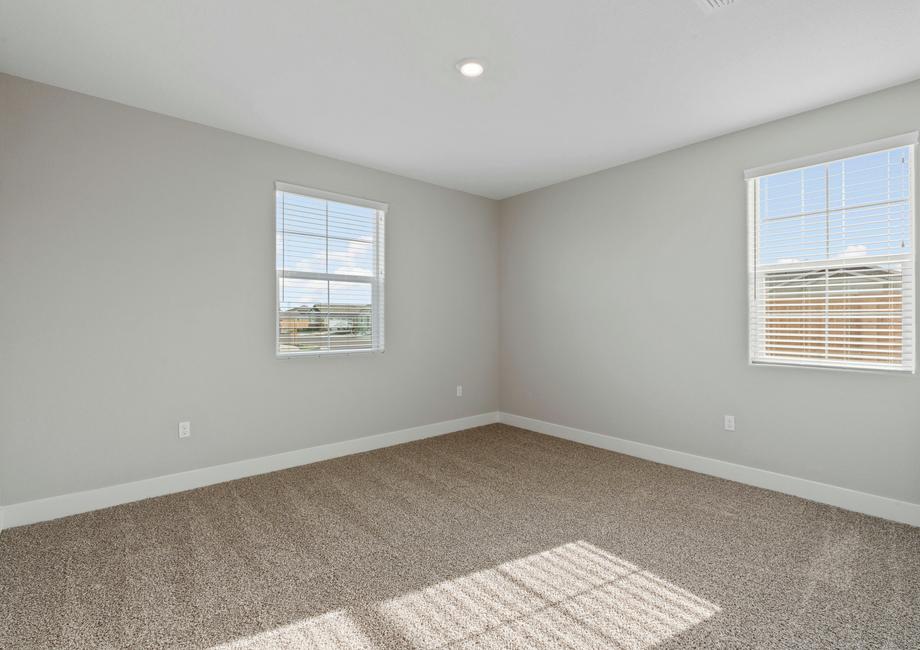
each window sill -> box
[750,358,914,375]
[276,347,384,359]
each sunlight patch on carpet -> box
[377,540,720,648]
[208,609,373,649]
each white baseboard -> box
[0,412,500,530]
[5,410,916,532]
[500,412,920,528]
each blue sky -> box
[276,192,377,309]
[758,146,911,266]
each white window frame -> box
[275,181,387,358]
[746,132,918,374]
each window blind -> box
[275,182,386,356]
[747,140,915,372]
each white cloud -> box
[842,244,868,258]
[281,238,374,279]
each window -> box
[275,182,386,356]
[747,134,916,372]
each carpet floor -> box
[1,423,919,649]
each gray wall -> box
[0,74,499,505]
[4,70,919,510]
[499,80,920,505]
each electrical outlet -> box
[178,421,191,439]
[723,415,735,432]
[456,385,463,397]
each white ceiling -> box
[2,1,919,199]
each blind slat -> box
[749,143,915,372]
[276,184,386,356]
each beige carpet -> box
[1,424,919,649]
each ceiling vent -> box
[695,0,735,12]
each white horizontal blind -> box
[275,183,386,356]
[748,142,915,372]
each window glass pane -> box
[279,232,327,273]
[828,149,910,210]
[760,165,825,220]
[276,188,383,355]
[751,143,913,372]
[327,238,374,276]
[827,202,911,259]
[278,278,329,354]
[758,146,912,266]
[328,281,373,350]
[278,193,326,237]
[762,265,905,364]
[327,201,376,242]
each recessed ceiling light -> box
[457,59,484,78]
